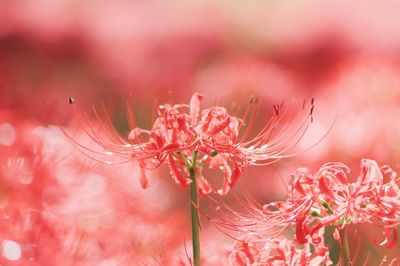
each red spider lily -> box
[286,159,400,248]
[229,229,331,266]
[206,159,400,249]
[67,93,314,195]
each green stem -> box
[189,150,201,266]
[340,227,351,266]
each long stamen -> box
[239,96,258,143]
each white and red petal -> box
[167,155,191,188]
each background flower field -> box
[1,1,400,265]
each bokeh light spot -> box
[2,240,21,261]
[0,123,16,147]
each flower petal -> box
[295,216,308,244]
[168,155,191,188]
[228,164,242,187]
[196,175,212,196]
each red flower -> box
[68,93,313,195]
[229,230,331,266]
[207,159,400,248]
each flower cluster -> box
[207,159,400,249]
[229,230,331,266]
[68,93,314,195]
[268,159,400,247]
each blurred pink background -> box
[1,1,400,265]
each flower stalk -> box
[189,150,201,266]
[341,227,351,266]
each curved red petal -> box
[295,216,308,244]
[228,164,242,188]
[168,155,191,188]
[197,176,212,196]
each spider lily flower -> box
[206,159,400,248]
[229,229,332,266]
[66,93,314,195]
[287,159,400,248]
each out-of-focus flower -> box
[0,112,189,265]
[229,229,331,266]
[68,93,314,195]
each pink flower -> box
[287,159,400,248]
[207,159,400,248]
[68,93,313,195]
[229,229,331,266]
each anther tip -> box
[310,105,315,115]
[273,104,279,116]
[68,97,76,105]
[249,95,255,103]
